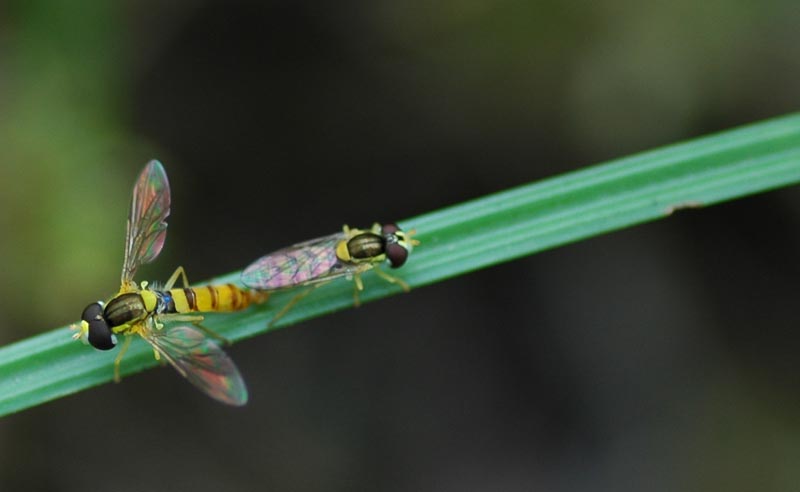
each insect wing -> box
[143,324,248,406]
[241,233,349,289]
[121,160,171,285]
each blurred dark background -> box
[2,1,800,491]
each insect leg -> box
[164,266,191,290]
[157,313,204,324]
[352,273,364,307]
[156,312,230,345]
[269,286,320,328]
[372,266,411,292]
[113,336,133,383]
[193,323,231,345]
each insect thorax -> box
[104,292,149,328]
[340,232,386,264]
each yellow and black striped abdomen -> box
[168,284,268,313]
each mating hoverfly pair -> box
[73,160,418,405]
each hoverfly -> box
[73,160,268,405]
[241,223,419,325]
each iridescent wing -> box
[142,324,248,406]
[121,160,171,286]
[241,232,359,290]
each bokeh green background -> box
[2,1,800,491]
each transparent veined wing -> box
[121,160,171,285]
[143,324,248,406]
[241,232,358,289]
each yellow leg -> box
[164,265,190,290]
[158,313,205,325]
[193,322,231,346]
[373,266,411,292]
[269,286,319,328]
[155,312,229,345]
[352,273,364,307]
[113,336,132,383]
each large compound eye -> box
[385,242,409,268]
[381,223,410,268]
[81,302,117,350]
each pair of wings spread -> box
[117,161,245,405]
[115,161,352,405]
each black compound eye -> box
[385,242,409,268]
[381,223,410,268]
[81,302,117,350]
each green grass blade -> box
[2,112,800,417]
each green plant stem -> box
[2,113,800,417]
